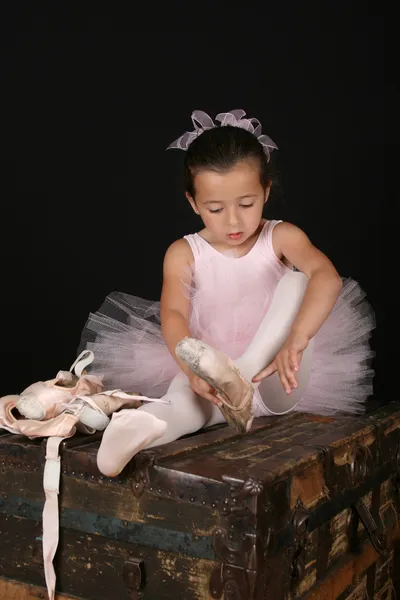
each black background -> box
[1,5,384,403]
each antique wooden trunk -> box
[0,402,399,600]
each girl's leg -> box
[138,371,225,444]
[97,371,225,476]
[234,271,308,377]
[234,270,313,413]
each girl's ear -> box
[264,181,272,204]
[186,192,200,214]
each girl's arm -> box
[160,239,220,405]
[274,222,342,340]
[253,222,342,392]
[160,239,193,377]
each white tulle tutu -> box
[79,277,375,416]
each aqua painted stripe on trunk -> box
[0,495,215,560]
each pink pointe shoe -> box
[0,394,80,438]
[176,337,254,433]
[63,389,145,431]
[1,395,27,434]
[16,350,104,421]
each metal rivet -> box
[190,497,195,502]
[202,501,206,505]
[158,489,162,494]
[149,487,153,491]
[212,503,216,508]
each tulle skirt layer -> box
[79,293,179,398]
[289,278,374,415]
[79,278,375,415]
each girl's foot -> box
[176,337,254,433]
[96,410,167,477]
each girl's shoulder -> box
[260,219,295,269]
[269,220,308,250]
[163,237,195,270]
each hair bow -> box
[167,109,278,161]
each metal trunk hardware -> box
[122,558,144,599]
[348,444,368,486]
[353,498,387,555]
[130,451,157,497]
[209,475,268,600]
[289,499,310,588]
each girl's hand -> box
[252,333,309,394]
[189,372,222,407]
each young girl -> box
[80,109,375,477]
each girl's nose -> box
[227,210,240,227]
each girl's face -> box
[186,159,270,246]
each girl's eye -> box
[209,204,253,214]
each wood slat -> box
[303,525,400,600]
[0,577,82,599]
